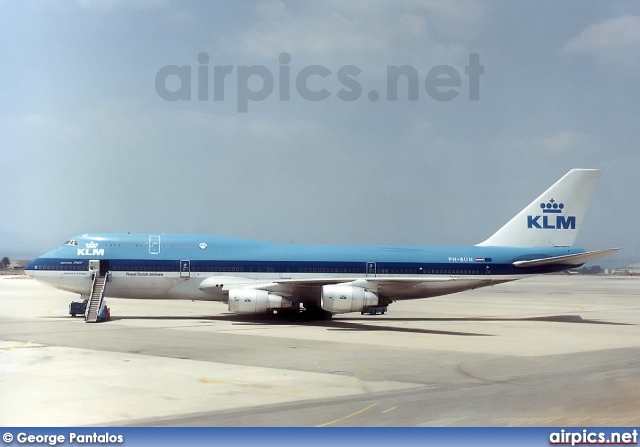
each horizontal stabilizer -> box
[512,248,620,268]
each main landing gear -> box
[280,306,333,322]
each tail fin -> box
[477,169,601,247]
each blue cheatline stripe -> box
[26,257,575,276]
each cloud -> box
[220,0,483,66]
[221,1,391,58]
[564,15,640,65]
[530,131,597,157]
[405,0,484,25]
[75,0,168,11]
[538,131,596,155]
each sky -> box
[1,1,639,267]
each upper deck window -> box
[63,240,78,246]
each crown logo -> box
[199,242,207,250]
[540,198,564,214]
[85,241,99,248]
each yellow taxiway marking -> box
[30,322,51,331]
[317,402,378,427]
[198,379,302,394]
[344,360,371,375]
[382,406,397,414]
[0,340,33,355]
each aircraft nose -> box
[24,260,37,277]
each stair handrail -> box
[96,272,108,320]
[85,272,99,320]
[87,271,107,322]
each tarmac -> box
[1,274,639,427]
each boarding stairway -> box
[86,274,107,323]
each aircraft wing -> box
[199,248,619,302]
[200,275,497,301]
[251,276,499,300]
[512,248,620,268]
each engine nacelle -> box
[321,285,378,314]
[228,289,292,315]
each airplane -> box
[25,169,618,322]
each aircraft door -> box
[180,260,191,278]
[366,262,377,277]
[99,260,110,277]
[149,236,161,254]
[88,260,100,281]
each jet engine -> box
[321,285,378,314]
[228,289,293,315]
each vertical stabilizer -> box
[477,169,601,247]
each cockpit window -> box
[64,240,78,246]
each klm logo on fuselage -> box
[77,241,105,256]
[527,199,576,230]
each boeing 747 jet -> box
[26,169,617,322]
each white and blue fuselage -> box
[25,170,617,318]
[26,234,585,299]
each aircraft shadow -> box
[104,313,631,337]
[355,315,632,326]
[106,314,490,337]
